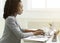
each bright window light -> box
[32,0,45,8]
[26,0,60,10]
[47,0,60,8]
[27,0,32,10]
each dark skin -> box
[23,29,45,35]
[23,29,44,32]
[23,29,36,32]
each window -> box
[32,0,45,8]
[26,0,60,10]
[47,0,60,8]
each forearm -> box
[23,29,35,32]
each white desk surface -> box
[23,35,50,42]
[22,35,60,43]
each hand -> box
[36,29,45,35]
[33,30,45,35]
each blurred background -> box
[0,0,60,43]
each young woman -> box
[0,0,44,43]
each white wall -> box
[17,9,60,29]
[0,18,5,38]
[0,0,5,38]
[17,9,60,19]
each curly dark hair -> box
[3,0,21,19]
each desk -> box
[22,35,50,43]
[22,35,60,43]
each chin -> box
[18,13,22,15]
[18,14,21,15]
[18,11,23,15]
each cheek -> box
[20,8,23,12]
[18,8,23,14]
[19,7,22,11]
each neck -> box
[11,13,17,17]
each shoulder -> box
[6,16,16,22]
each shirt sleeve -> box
[6,17,34,39]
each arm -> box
[21,29,36,32]
[21,29,45,35]
[6,17,34,39]
[21,29,45,33]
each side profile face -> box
[17,2,23,15]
